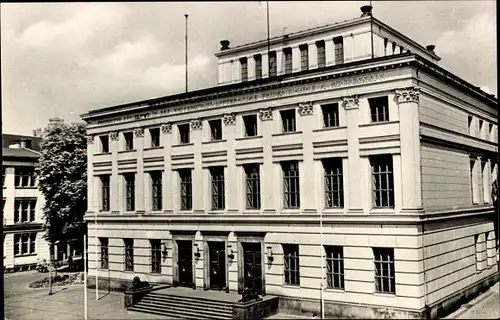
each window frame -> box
[282,161,300,209]
[100,135,110,153]
[373,248,396,294]
[15,167,36,188]
[369,96,390,123]
[179,169,193,211]
[269,51,277,77]
[178,124,190,144]
[322,103,340,128]
[151,239,162,274]
[323,158,344,208]
[101,175,110,212]
[124,238,134,272]
[316,40,326,68]
[283,244,300,285]
[280,109,296,133]
[123,132,134,151]
[244,164,261,210]
[124,173,135,211]
[284,47,293,74]
[209,119,223,141]
[210,167,225,210]
[150,127,161,148]
[299,44,309,71]
[333,37,344,65]
[371,155,395,208]
[325,246,344,290]
[151,171,163,211]
[100,238,109,269]
[240,57,248,82]
[254,54,262,80]
[243,114,258,137]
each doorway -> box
[242,242,262,294]
[177,240,193,287]
[208,241,226,290]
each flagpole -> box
[84,233,88,320]
[185,14,189,93]
[266,0,270,76]
[320,210,325,319]
[95,211,98,301]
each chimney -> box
[48,117,64,125]
[20,140,27,148]
[361,5,373,17]
[426,45,436,53]
[36,128,42,137]
[220,40,230,51]
[33,129,37,137]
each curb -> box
[443,285,496,319]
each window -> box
[371,155,394,208]
[2,167,5,187]
[479,120,484,139]
[124,173,135,211]
[334,37,344,64]
[240,57,248,82]
[100,238,109,269]
[284,48,292,74]
[369,96,390,122]
[269,51,277,77]
[14,233,36,255]
[374,248,396,294]
[245,164,261,209]
[470,158,477,204]
[392,42,396,55]
[243,115,258,137]
[14,199,36,223]
[254,54,262,80]
[488,123,493,141]
[300,44,308,71]
[283,244,300,285]
[151,171,162,211]
[384,38,389,55]
[282,161,300,208]
[124,132,134,151]
[281,109,296,133]
[179,124,190,144]
[150,128,161,148]
[100,135,109,153]
[322,103,339,128]
[209,119,223,141]
[468,115,474,136]
[326,246,344,289]
[179,169,192,210]
[324,158,344,208]
[14,167,36,187]
[101,175,110,212]
[151,239,162,273]
[124,238,134,271]
[481,160,487,203]
[316,40,326,68]
[211,167,225,210]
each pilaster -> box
[276,49,283,76]
[247,57,256,81]
[292,46,301,72]
[343,96,363,214]
[308,42,318,70]
[259,108,275,214]
[395,87,423,213]
[86,135,95,213]
[325,39,335,67]
[224,113,238,213]
[231,60,239,83]
[298,102,316,213]
[4,234,14,268]
[4,167,15,225]
[162,123,174,213]
[192,119,204,214]
[110,131,119,213]
[134,127,145,213]
[262,53,269,79]
[218,62,224,84]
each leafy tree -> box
[36,120,87,249]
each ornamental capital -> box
[110,131,119,141]
[134,127,144,137]
[298,102,314,116]
[259,108,273,121]
[342,95,359,110]
[190,118,203,130]
[223,113,236,126]
[86,135,94,144]
[161,123,172,134]
[395,87,420,104]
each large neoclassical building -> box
[82,6,498,319]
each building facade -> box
[82,6,498,319]
[3,133,51,272]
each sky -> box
[1,1,496,135]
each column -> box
[247,57,256,81]
[259,108,275,213]
[231,60,240,83]
[395,87,423,213]
[224,62,232,84]
[224,113,238,213]
[483,158,491,204]
[262,53,269,79]
[343,96,363,214]
[218,62,224,84]
[4,234,14,269]
[134,127,145,213]
[162,123,174,213]
[471,157,480,204]
[292,46,301,72]
[308,42,318,70]
[344,35,354,63]
[276,49,283,76]
[298,102,316,213]
[4,167,15,225]
[86,135,95,214]
[191,119,204,214]
[110,131,119,213]
[325,39,335,67]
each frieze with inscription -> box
[92,73,385,126]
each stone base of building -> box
[277,273,499,320]
[4,262,38,274]
[87,275,144,292]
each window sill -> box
[14,187,38,189]
[144,146,163,151]
[324,287,345,293]
[370,208,395,214]
[282,284,301,289]
[173,143,194,147]
[203,139,226,145]
[272,131,303,137]
[209,210,225,214]
[244,209,261,214]
[281,209,300,214]
[374,292,396,298]
[14,253,37,257]
[124,270,134,273]
[95,152,111,156]
[179,210,194,214]
[236,135,262,141]
[118,150,136,153]
[322,208,344,214]
[359,120,398,128]
[97,268,109,271]
[313,126,346,133]
[149,210,163,214]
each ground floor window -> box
[283,244,300,285]
[14,233,36,256]
[151,239,162,274]
[373,247,395,294]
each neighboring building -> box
[81,6,498,319]
[3,132,51,272]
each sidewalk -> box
[445,282,500,319]
[5,285,173,320]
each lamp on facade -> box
[227,244,234,260]
[193,243,201,258]
[161,242,168,260]
[266,246,274,262]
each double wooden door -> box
[208,241,226,290]
[243,242,262,294]
[177,240,193,287]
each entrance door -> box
[243,243,262,294]
[177,240,193,287]
[208,241,226,290]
